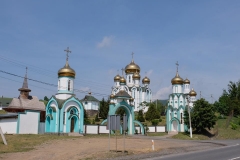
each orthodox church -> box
[45,48,84,134]
[166,64,197,133]
[111,54,152,112]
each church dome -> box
[120,76,126,83]
[125,60,140,73]
[142,76,150,84]
[171,72,183,85]
[189,88,197,96]
[114,74,121,82]
[133,72,141,80]
[58,61,76,78]
[110,94,115,99]
[184,78,190,84]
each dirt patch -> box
[0,136,221,160]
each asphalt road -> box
[144,140,240,160]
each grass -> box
[0,134,80,154]
[146,132,167,136]
[172,116,240,140]
[0,110,7,114]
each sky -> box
[0,0,240,103]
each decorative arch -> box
[134,120,145,135]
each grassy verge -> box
[0,134,79,153]
[146,132,168,136]
[172,116,240,140]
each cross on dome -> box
[64,47,71,62]
[131,52,134,61]
[176,61,179,72]
[121,68,124,76]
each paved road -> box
[144,139,240,160]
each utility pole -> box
[200,91,202,99]
[211,94,213,104]
[187,96,192,138]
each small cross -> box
[26,67,28,74]
[131,52,134,60]
[121,68,124,76]
[176,61,179,72]
[117,69,119,75]
[64,47,71,61]
[145,71,147,76]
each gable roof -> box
[114,90,131,99]
[80,95,99,102]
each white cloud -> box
[97,36,114,48]
[153,85,172,100]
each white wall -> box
[0,118,17,134]
[99,125,109,133]
[19,111,39,134]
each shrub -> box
[92,119,95,124]
[230,123,238,130]
[135,129,138,134]
[151,119,159,126]
[159,118,162,122]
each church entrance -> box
[172,121,178,132]
[70,118,74,132]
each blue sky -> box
[0,0,240,102]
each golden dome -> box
[133,72,141,80]
[114,74,121,82]
[184,78,190,84]
[142,76,150,84]
[125,60,140,73]
[58,61,76,78]
[189,88,197,96]
[110,94,115,99]
[171,72,183,85]
[120,76,126,83]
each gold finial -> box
[176,61,179,72]
[64,47,71,62]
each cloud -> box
[153,85,172,100]
[97,36,114,48]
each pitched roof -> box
[80,95,99,102]
[114,90,131,99]
[18,73,31,92]
[7,96,45,111]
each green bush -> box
[159,118,162,122]
[135,129,138,134]
[151,119,159,126]
[218,115,226,119]
[92,119,95,124]
[230,122,238,130]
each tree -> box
[213,92,230,116]
[84,107,91,124]
[145,103,160,121]
[187,98,217,133]
[137,110,145,122]
[99,98,109,119]
[44,96,49,101]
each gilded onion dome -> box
[110,94,115,99]
[142,76,150,84]
[184,78,190,84]
[125,60,140,73]
[58,61,76,78]
[133,72,141,80]
[189,88,197,96]
[120,76,126,83]
[114,74,121,82]
[171,72,183,85]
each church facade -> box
[45,48,84,134]
[111,55,152,112]
[166,66,197,133]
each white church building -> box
[111,55,152,112]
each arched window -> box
[68,80,70,91]
[181,113,183,124]
[58,80,60,90]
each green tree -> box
[99,98,109,119]
[145,103,160,121]
[213,92,230,116]
[44,96,49,101]
[137,110,145,122]
[190,98,217,133]
[84,107,91,124]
